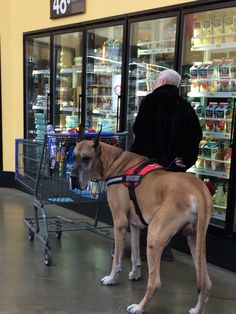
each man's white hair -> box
[157,69,181,87]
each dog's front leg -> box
[129,224,141,281]
[101,224,127,285]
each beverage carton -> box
[193,20,202,46]
[202,19,212,45]
[215,102,230,132]
[192,101,205,129]
[219,59,236,91]
[202,141,219,169]
[223,15,235,42]
[212,17,223,44]
[205,102,218,130]
[190,62,202,93]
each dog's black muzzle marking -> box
[70,175,80,189]
[70,165,80,189]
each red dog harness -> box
[106,159,164,226]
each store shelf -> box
[188,91,236,98]
[138,47,175,56]
[59,67,82,74]
[212,212,226,221]
[32,105,47,110]
[187,166,230,179]
[87,95,113,98]
[202,131,231,139]
[60,107,79,112]
[191,41,236,52]
[32,69,50,75]
[92,109,117,116]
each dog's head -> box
[70,138,103,190]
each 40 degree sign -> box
[50,0,85,19]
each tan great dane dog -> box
[70,138,212,314]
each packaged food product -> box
[223,15,235,42]
[199,61,216,93]
[190,62,202,79]
[190,62,201,93]
[202,19,212,45]
[212,17,223,44]
[224,147,232,173]
[213,182,226,213]
[193,20,202,46]
[203,141,219,169]
[196,140,207,168]
[219,59,236,91]
[215,102,230,132]
[192,102,205,128]
[205,102,218,130]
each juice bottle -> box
[212,182,225,212]
[224,147,232,173]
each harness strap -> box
[128,184,149,227]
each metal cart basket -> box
[15,131,127,266]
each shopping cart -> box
[15,131,128,266]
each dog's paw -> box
[101,275,116,285]
[128,268,141,281]
[127,304,144,314]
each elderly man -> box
[131,69,202,261]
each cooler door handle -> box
[230,102,236,148]
[116,95,121,132]
[78,94,83,126]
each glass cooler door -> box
[127,16,178,147]
[181,7,236,229]
[25,35,51,140]
[54,31,84,132]
[86,24,124,132]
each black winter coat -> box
[131,84,202,169]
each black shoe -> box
[161,247,174,262]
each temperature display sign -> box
[50,0,85,19]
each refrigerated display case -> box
[54,31,83,131]
[180,6,236,229]
[85,24,124,132]
[127,16,177,146]
[25,35,51,140]
[22,0,236,272]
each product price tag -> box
[50,0,85,19]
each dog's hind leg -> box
[129,224,141,281]
[187,222,212,314]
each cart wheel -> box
[56,231,62,239]
[28,228,34,241]
[44,248,52,266]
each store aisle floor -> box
[0,188,235,314]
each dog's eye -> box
[81,156,90,164]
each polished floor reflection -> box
[0,188,235,314]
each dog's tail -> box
[195,192,212,293]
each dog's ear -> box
[77,124,85,142]
[93,125,102,155]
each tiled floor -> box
[0,187,236,314]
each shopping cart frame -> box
[15,131,128,265]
